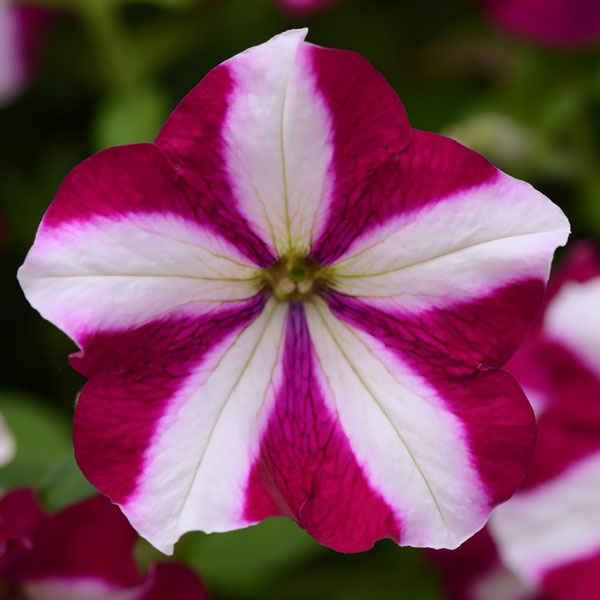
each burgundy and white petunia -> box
[481,0,600,47]
[0,489,209,599]
[18,29,569,554]
[431,243,600,600]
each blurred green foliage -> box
[2,0,600,598]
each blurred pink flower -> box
[481,0,600,47]
[275,0,337,17]
[0,489,209,599]
[431,242,600,600]
[18,29,568,555]
[0,1,52,106]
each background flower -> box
[480,0,600,47]
[0,1,51,106]
[275,0,338,18]
[431,242,600,600]
[0,489,209,599]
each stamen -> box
[261,255,328,301]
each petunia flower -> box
[17,29,569,554]
[0,1,51,106]
[430,243,600,600]
[0,489,209,599]
[480,0,600,48]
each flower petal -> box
[489,276,600,588]
[312,130,495,264]
[0,488,45,556]
[244,301,400,552]
[505,242,600,417]
[1,492,209,599]
[542,550,600,600]
[23,580,140,600]
[156,30,411,256]
[490,450,600,588]
[481,0,600,47]
[18,144,263,347]
[73,296,287,554]
[327,131,569,310]
[0,0,27,105]
[275,0,337,17]
[136,563,209,600]
[545,276,600,379]
[1,494,140,590]
[322,283,539,548]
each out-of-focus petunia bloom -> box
[430,527,540,600]
[0,1,51,106]
[275,0,337,18]
[480,0,600,48]
[490,252,600,600]
[0,413,15,468]
[18,29,569,554]
[0,489,209,599]
[431,243,600,600]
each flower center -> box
[261,256,329,301]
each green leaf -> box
[175,517,323,594]
[93,87,170,148]
[37,452,95,512]
[0,389,71,489]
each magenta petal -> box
[518,344,600,492]
[275,0,337,18]
[0,3,52,105]
[312,130,495,264]
[41,143,272,267]
[431,529,544,600]
[244,302,400,552]
[489,266,600,589]
[137,563,209,600]
[327,281,540,509]
[0,494,140,589]
[542,551,600,600]
[506,242,600,414]
[73,296,265,507]
[155,63,276,265]
[430,529,502,600]
[482,0,600,47]
[156,32,411,259]
[0,488,45,564]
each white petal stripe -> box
[545,277,600,379]
[304,298,487,549]
[124,299,288,554]
[17,213,261,345]
[330,173,569,312]
[224,29,333,256]
[490,450,600,586]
